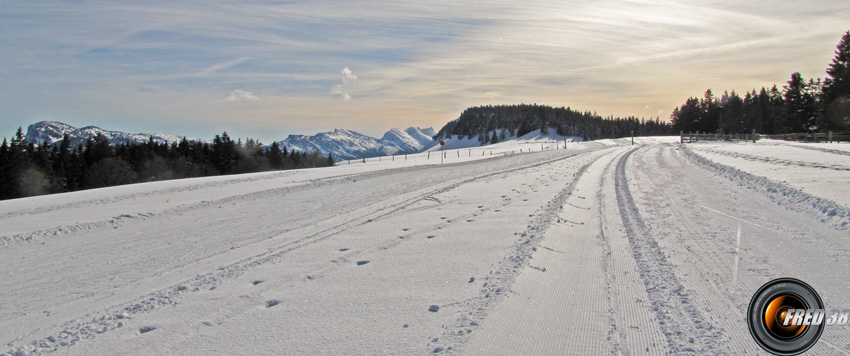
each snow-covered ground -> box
[685,139,850,229]
[2,136,849,355]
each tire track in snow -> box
[3,147,610,356]
[632,145,754,353]
[0,148,604,246]
[0,170,309,219]
[226,149,613,281]
[764,141,850,157]
[598,147,670,356]
[447,148,617,355]
[614,148,723,354]
[0,167,448,246]
[682,145,850,230]
[637,144,850,354]
[699,147,850,171]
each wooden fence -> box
[680,131,759,143]
[762,132,850,143]
[681,130,850,144]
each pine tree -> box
[783,72,819,133]
[490,131,499,144]
[212,132,236,174]
[268,141,284,169]
[671,98,701,132]
[823,31,850,131]
[0,138,13,199]
[699,89,720,133]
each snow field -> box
[625,143,850,354]
[2,143,610,355]
[464,146,668,355]
[3,135,850,355]
[687,141,850,210]
[684,142,850,231]
[597,148,670,355]
[767,139,850,154]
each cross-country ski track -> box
[2,138,850,355]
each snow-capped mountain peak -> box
[24,121,207,147]
[281,127,436,161]
[381,127,437,152]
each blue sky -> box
[1,1,849,143]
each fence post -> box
[427,151,430,160]
[829,131,833,143]
[680,131,684,144]
[631,130,634,145]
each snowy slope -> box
[24,121,207,146]
[3,137,850,356]
[280,127,436,161]
[425,129,583,151]
[280,129,386,160]
[685,139,850,229]
[380,127,437,153]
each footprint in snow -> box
[356,260,370,266]
[265,299,281,308]
[252,280,264,285]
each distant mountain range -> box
[24,121,208,147]
[280,127,436,161]
[23,121,436,161]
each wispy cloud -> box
[226,89,259,102]
[200,57,251,76]
[0,0,848,142]
[331,67,357,100]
